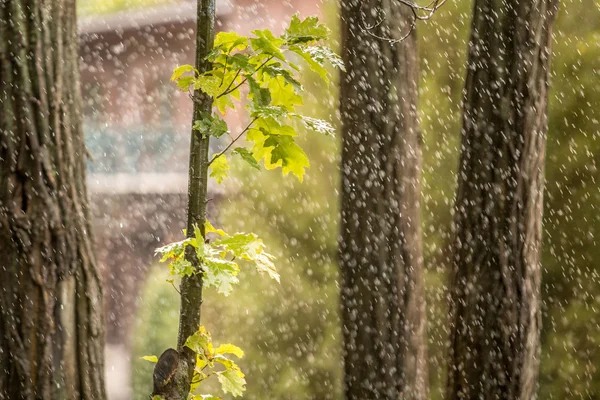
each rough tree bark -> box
[0,1,106,399]
[446,0,558,399]
[338,1,427,399]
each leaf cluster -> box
[170,14,344,183]
[154,221,279,297]
[144,326,246,399]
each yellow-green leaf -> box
[171,64,195,82]
[215,344,244,358]
[217,366,246,397]
[214,31,248,52]
[142,355,158,363]
[206,220,226,236]
[210,155,229,184]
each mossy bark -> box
[0,0,106,399]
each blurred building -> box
[77,0,321,398]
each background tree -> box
[0,1,106,398]
[338,1,427,398]
[446,0,558,398]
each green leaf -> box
[171,64,196,81]
[250,29,285,60]
[304,45,345,71]
[289,45,328,83]
[213,233,279,282]
[284,14,329,44]
[267,75,303,110]
[203,257,240,296]
[184,326,214,357]
[214,354,236,370]
[206,220,226,236]
[265,135,310,181]
[193,114,229,138]
[256,117,296,136]
[190,395,221,400]
[175,75,195,92]
[142,355,158,363]
[194,75,221,97]
[155,238,193,262]
[228,54,253,73]
[233,147,260,170]
[214,31,248,53]
[215,94,235,115]
[169,258,195,278]
[215,344,244,358]
[210,155,229,184]
[247,77,271,107]
[217,366,246,397]
[261,63,302,90]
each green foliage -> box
[183,326,246,398]
[155,221,278,297]
[151,15,341,399]
[170,14,342,182]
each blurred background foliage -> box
[129,0,600,398]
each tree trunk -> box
[0,1,106,399]
[156,0,214,398]
[338,1,427,399]
[446,0,558,399]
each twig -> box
[207,117,258,166]
[216,56,274,99]
[359,0,447,43]
[220,55,229,86]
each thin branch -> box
[219,55,229,86]
[359,0,447,43]
[218,68,241,98]
[216,56,274,99]
[207,117,258,166]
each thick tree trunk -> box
[446,0,558,399]
[0,1,106,399]
[338,1,427,399]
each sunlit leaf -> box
[233,147,260,170]
[250,29,285,60]
[210,155,230,184]
[193,114,229,138]
[215,344,244,358]
[214,31,248,53]
[171,64,196,81]
[142,355,158,363]
[184,326,214,357]
[194,75,221,97]
[206,220,226,236]
[203,257,240,296]
[284,14,329,44]
[265,134,310,181]
[217,366,246,397]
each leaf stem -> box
[207,117,258,166]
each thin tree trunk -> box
[338,1,427,399]
[0,1,106,399]
[173,0,214,398]
[446,0,558,398]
